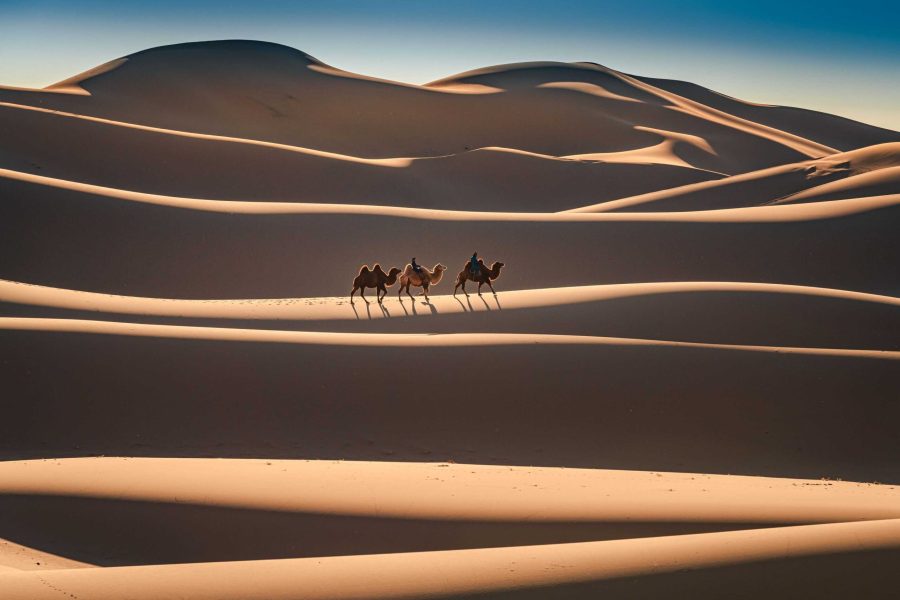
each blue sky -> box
[1,0,897,129]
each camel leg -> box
[350,286,357,304]
[406,283,415,299]
[477,281,484,295]
[360,287,369,303]
[461,279,469,297]
[453,280,460,297]
[377,284,386,303]
[487,280,497,295]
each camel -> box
[454,259,505,296]
[350,264,401,304]
[398,263,447,300]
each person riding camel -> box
[469,252,480,277]
[411,257,423,276]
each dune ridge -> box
[3,317,898,359]
[567,143,900,212]
[2,165,897,220]
[2,520,900,599]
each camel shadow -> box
[379,302,391,318]
[453,296,468,312]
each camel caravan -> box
[350,252,505,304]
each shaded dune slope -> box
[2,319,898,481]
[1,172,898,297]
[1,516,900,599]
[0,102,719,210]
[569,143,900,212]
[2,280,899,351]
[634,74,900,151]
[0,41,863,172]
[0,458,898,567]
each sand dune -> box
[2,280,899,350]
[1,41,875,173]
[775,166,900,205]
[2,39,898,598]
[0,102,719,210]
[0,538,93,571]
[569,143,900,212]
[634,73,900,151]
[2,520,900,599]
[0,457,898,567]
[2,317,898,481]
[2,168,898,297]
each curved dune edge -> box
[0,101,411,167]
[2,280,898,321]
[562,125,723,173]
[2,317,898,359]
[0,538,94,572]
[429,60,834,158]
[776,166,900,205]
[2,458,898,524]
[1,166,898,221]
[2,520,899,600]
[600,66,836,158]
[0,100,718,179]
[566,143,900,213]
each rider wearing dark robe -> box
[469,252,480,277]
[411,257,423,274]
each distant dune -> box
[1,40,898,599]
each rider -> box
[469,252,480,277]
[411,257,423,275]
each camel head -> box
[434,264,447,273]
[387,267,402,277]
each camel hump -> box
[373,263,385,273]
[358,265,370,275]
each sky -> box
[1,0,897,130]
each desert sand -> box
[1,40,898,598]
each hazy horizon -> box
[1,0,897,130]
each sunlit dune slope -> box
[0,102,720,210]
[569,143,900,212]
[4,40,887,174]
[2,280,899,351]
